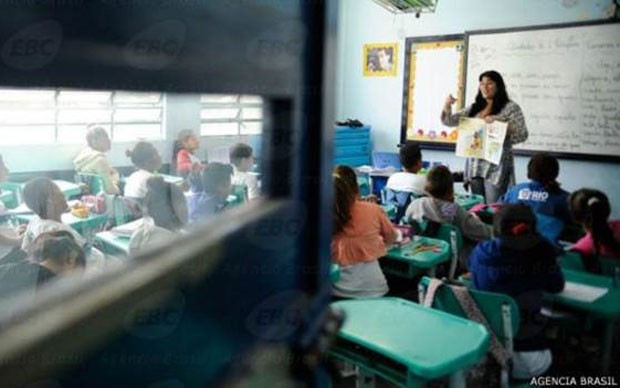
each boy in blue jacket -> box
[500,153,571,244]
[469,203,564,380]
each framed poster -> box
[401,35,465,148]
[363,42,398,77]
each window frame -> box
[199,94,264,136]
[0,88,165,144]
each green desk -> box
[380,203,396,219]
[0,191,16,209]
[53,180,82,198]
[95,231,130,256]
[15,212,108,236]
[549,269,620,373]
[382,237,450,279]
[330,298,489,387]
[454,193,484,211]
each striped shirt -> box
[441,100,528,186]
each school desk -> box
[454,193,484,211]
[52,180,82,199]
[0,190,15,209]
[95,231,130,256]
[548,269,620,373]
[382,237,450,279]
[330,264,340,283]
[15,212,108,236]
[330,298,490,387]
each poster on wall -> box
[401,36,465,146]
[363,42,398,77]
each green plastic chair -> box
[228,184,248,207]
[409,219,463,280]
[560,250,620,277]
[0,182,23,208]
[418,276,520,388]
[75,172,105,195]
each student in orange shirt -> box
[331,165,397,298]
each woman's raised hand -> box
[444,94,457,108]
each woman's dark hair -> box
[172,129,196,174]
[31,231,86,268]
[229,143,253,167]
[399,142,422,171]
[468,70,510,118]
[494,203,537,238]
[527,153,561,193]
[201,162,233,194]
[569,188,620,260]
[425,165,453,199]
[144,177,188,230]
[333,165,359,195]
[23,177,57,218]
[333,166,358,236]
[126,141,158,170]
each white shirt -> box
[385,171,426,194]
[124,169,154,198]
[232,168,260,200]
[21,216,85,252]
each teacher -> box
[441,70,528,203]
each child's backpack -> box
[382,188,420,224]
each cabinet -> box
[333,125,371,167]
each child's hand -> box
[191,162,203,173]
[16,224,26,236]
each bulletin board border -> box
[464,19,620,163]
[400,34,464,151]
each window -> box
[0,89,164,145]
[200,94,264,136]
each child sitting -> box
[468,204,564,380]
[172,129,205,192]
[229,143,259,200]
[569,188,620,270]
[188,162,233,223]
[21,178,85,253]
[124,141,162,199]
[385,142,426,195]
[0,230,85,298]
[500,153,571,244]
[0,155,25,260]
[73,125,121,195]
[331,165,397,299]
[129,177,188,255]
[404,165,492,242]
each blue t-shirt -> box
[188,192,227,223]
[500,181,571,243]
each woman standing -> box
[442,70,528,202]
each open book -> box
[455,117,507,165]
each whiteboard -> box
[402,36,465,146]
[466,22,620,161]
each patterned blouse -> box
[441,100,528,187]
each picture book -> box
[455,117,508,165]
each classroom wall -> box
[336,0,620,217]
[1,93,259,175]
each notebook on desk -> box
[372,152,402,170]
